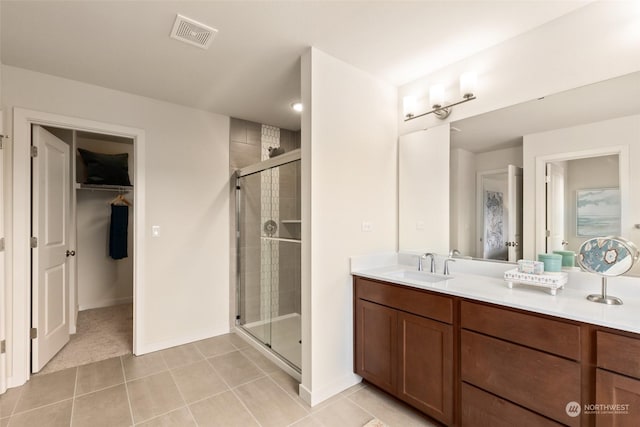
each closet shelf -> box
[76,183,133,192]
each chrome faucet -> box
[418,253,436,273]
[449,249,461,258]
[444,258,456,275]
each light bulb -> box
[430,85,445,108]
[291,102,303,113]
[403,95,417,118]
[460,72,477,99]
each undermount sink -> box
[382,269,452,283]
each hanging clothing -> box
[109,204,129,259]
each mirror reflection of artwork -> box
[484,190,507,260]
[576,188,621,237]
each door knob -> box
[65,250,76,257]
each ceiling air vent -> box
[170,14,218,50]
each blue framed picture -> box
[576,188,621,237]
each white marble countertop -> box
[351,253,640,335]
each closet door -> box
[31,126,71,372]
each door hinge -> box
[546,230,551,237]
[0,340,5,354]
[31,146,38,157]
[0,237,4,251]
[30,236,38,248]
[545,175,551,184]
[30,328,38,339]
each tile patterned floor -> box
[0,333,439,427]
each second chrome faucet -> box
[418,253,436,273]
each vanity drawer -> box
[461,330,581,426]
[461,383,563,427]
[597,331,640,379]
[461,300,581,361]
[354,277,453,324]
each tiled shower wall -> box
[229,118,301,326]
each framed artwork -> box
[576,188,621,237]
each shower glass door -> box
[237,157,301,371]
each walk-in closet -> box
[33,125,134,374]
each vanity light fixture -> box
[403,72,478,121]
[291,102,303,113]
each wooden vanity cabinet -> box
[353,275,640,427]
[460,300,584,427]
[594,331,640,426]
[354,277,454,425]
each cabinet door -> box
[354,299,397,393]
[596,369,640,427]
[397,311,453,425]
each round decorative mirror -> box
[577,236,639,305]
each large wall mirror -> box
[444,71,640,271]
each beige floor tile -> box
[160,344,204,369]
[0,386,22,417]
[234,376,308,427]
[240,346,280,374]
[7,399,73,427]
[75,357,124,395]
[312,398,374,427]
[309,382,368,414]
[208,351,264,387]
[122,352,167,381]
[1,417,9,427]
[269,370,300,400]
[13,368,76,414]
[194,335,237,358]
[290,415,323,427]
[227,332,250,349]
[72,384,132,427]
[189,390,258,427]
[171,360,228,403]
[127,371,185,423]
[347,386,437,427]
[136,406,196,427]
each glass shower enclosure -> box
[236,150,301,371]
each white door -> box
[32,126,71,373]
[546,163,566,252]
[507,165,523,261]
[0,111,6,394]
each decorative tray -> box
[503,269,568,296]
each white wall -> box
[76,137,134,310]
[1,65,230,374]
[566,155,619,252]
[450,148,475,255]
[399,1,640,136]
[301,48,397,405]
[522,115,640,275]
[399,126,450,254]
[475,145,523,172]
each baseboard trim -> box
[135,327,229,355]
[303,373,362,406]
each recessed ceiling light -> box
[291,102,303,113]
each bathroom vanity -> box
[352,263,640,426]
